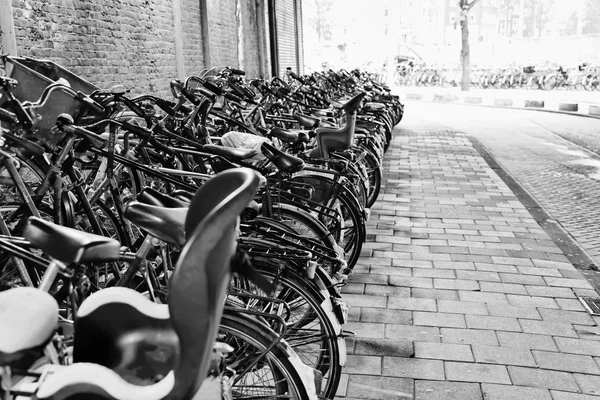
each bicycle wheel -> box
[230,257,343,399]
[219,310,315,400]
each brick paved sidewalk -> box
[337,124,600,399]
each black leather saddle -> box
[260,142,304,174]
[22,217,121,264]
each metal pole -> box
[0,0,18,55]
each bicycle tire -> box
[219,310,315,400]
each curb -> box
[402,91,600,120]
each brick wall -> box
[1,0,304,96]
[4,0,194,97]
[206,0,238,69]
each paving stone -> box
[411,252,453,262]
[385,324,441,343]
[554,337,600,357]
[525,285,576,298]
[414,380,482,400]
[544,277,595,289]
[342,283,366,295]
[360,308,412,325]
[507,295,559,309]
[466,315,522,332]
[519,319,579,338]
[345,375,414,400]
[486,303,541,320]
[345,355,382,375]
[364,285,412,297]
[336,373,349,397]
[496,332,559,351]
[434,278,480,291]
[387,291,440,309]
[500,273,547,285]
[350,273,389,285]
[475,262,519,273]
[481,384,552,400]
[342,294,387,308]
[445,362,511,384]
[437,299,488,315]
[573,374,600,396]
[556,298,587,312]
[455,270,501,282]
[431,261,476,270]
[412,268,456,279]
[538,308,596,326]
[517,266,563,277]
[550,390,600,400]
[412,288,459,301]
[491,256,534,266]
[480,281,528,295]
[413,312,466,328]
[383,357,445,380]
[440,328,499,346]
[508,366,580,392]
[459,291,509,303]
[389,276,434,288]
[344,322,386,338]
[353,338,414,358]
[369,266,412,276]
[472,345,536,366]
[532,260,577,271]
[533,351,600,374]
[348,307,362,322]
[414,342,474,362]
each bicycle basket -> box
[1,56,98,103]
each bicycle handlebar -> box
[0,107,18,124]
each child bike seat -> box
[309,92,366,158]
[37,169,260,400]
[0,287,58,366]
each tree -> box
[459,0,481,91]
[583,0,600,34]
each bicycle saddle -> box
[269,126,310,143]
[38,168,260,400]
[124,202,187,245]
[293,113,320,130]
[363,102,386,112]
[260,142,304,174]
[0,287,58,366]
[22,217,121,264]
[137,187,190,208]
[202,143,257,162]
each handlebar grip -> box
[57,115,106,149]
[5,100,33,130]
[0,107,18,124]
[229,68,246,76]
[194,86,217,101]
[228,81,248,99]
[180,87,201,106]
[202,81,223,95]
[154,97,177,116]
[75,92,105,114]
[121,121,152,140]
[224,92,243,104]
